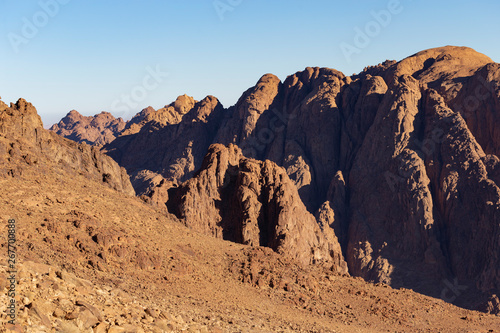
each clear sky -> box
[1,0,499,127]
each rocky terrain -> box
[0,100,499,331]
[1,45,497,331]
[1,99,134,196]
[61,46,500,314]
[166,143,348,272]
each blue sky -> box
[1,0,499,127]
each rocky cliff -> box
[103,95,224,192]
[0,98,135,195]
[52,46,500,313]
[167,143,348,272]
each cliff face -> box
[210,47,499,299]
[51,46,500,313]
[103,95,224,192]
[0,98,135,196]
[167,144,348,273]
[342,47,500,302]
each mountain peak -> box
[67,109,82,116]
[393,45,494,82]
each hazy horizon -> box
[1,0,499,127]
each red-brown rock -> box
[168,143,348,271]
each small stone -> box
[114,315,127,326]
[53,308,66,318]
[76,299,103,321]
[58,321,80,333]
[65,311,79,320]
[107,326,126,333]
[58,298,74,312]
[158,311,174,321]
[78,308,99,329]
[145,307,160,318]
[94,322,108,333]
[29,305,52,327]
[48,268,58,280]
[25,291,35,303]
[154,319,174,330]
[18,269,29,279]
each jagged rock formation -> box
[52,46,500,313]
[103,95,224,190]
[343,48,500,308]
[120,94,197,137]
[50,94,197,145]
[212,46,500,307]
[167,143,348,272]
[50,110,126,145]
[0,98,134,195]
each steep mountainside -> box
[166,143,348,271]
[104,95,224,192]
[1,99,134,196]
[1,96,499,332]
[54,46,500,314]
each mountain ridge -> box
[1,93,500,331]
[48,45,500,315]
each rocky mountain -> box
[102,95,224,197]
[49,94,197,146]
[49,110,126,146]
[166,143,348,272]
[0,98,134,195]
[52,46,500,315]
[1,96,499,332]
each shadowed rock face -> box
[50,46,500,313]
[211,47,499,301]
[167,143,348,273]
[0,98,135,195]
[103,95,225,191]
[341,48,500,305]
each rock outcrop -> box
[0,98,135,195]
[103,95,225,191]
[343,48,500,302]
[346,75,446,288]
[119,95,197,136]
[167,143,348,272]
